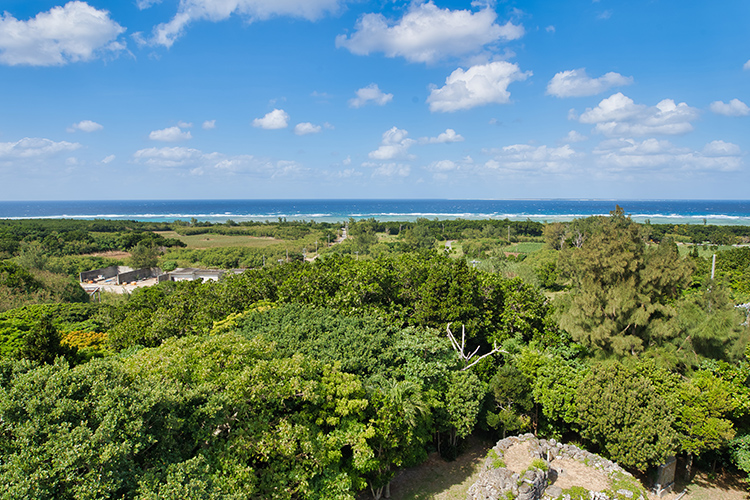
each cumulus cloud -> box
[152,0,345,47]
[578,93,699,136]
[133,146,305,177]
[202,120,216,129]
[427,61,531,112]
[336,2,523,64]
[294,122,322,135]
[744,59,750,70]
[0,1,126,66]
[0,137,81,162]
[149,126,192,142]
[420,129,464,144]
[703,140,742,157]
[369,127,416,160]
[593,138,742,172]
[101,154,116,164]
[710,99,750,117]
[253,109,289,130]
[546,68,633,98]
[485,144,580,173]
[67,120,103,133]
[348,84,393,108]
[177,121,193,128]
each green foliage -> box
[558,207,693,356]
[674,283,748,367]
[575,361,678,471]
[486,449,506,469]
[530,458,548,471]
[18,315,73,364]
[676,370,736,458]
[0,334,377,499]
[561,486,590,500]
[236,304,401,379]
[604,471,648,500]
[730,433,750,480]
[487,362,533,438]
[129,242,160,269]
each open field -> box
[154,231,282,249]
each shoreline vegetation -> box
[0,207,748,499]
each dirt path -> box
[384,437,493,500]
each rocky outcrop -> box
[467,434,647,500]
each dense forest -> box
[0,208,748,499]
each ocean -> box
[1,199,749,225]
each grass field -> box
[676,243,741,258]
[155,231,282,249]
[505,242,545,254]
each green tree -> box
[19,315,72,364]
[487,363,532,438]
[558,207,693,355]
[129,242,160,269]
[676,370,737,476]
[576,361,678,471]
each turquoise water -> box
[1,199,749,225]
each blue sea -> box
[1,199,749,225]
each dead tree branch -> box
[446,323,506,371]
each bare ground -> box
[375,438,749,500]
[83,250,130,259]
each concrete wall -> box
[116,267,160,284]
[80,266,132,282]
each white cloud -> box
[348,84,393,108]
[336,2,523,64]
[710,99,750,117]
[0,137,81,160]
[546,68,633,98]
[361,162,411,178]
[578,93,699,136]
[67,120,103,133]
[420,129,464,144]
[485,144,580,173]
[101,154,116,164]
[177,121,193,128]
[136,0,162,9]
[545,25,555,33]
[427,61,531,112]
[369,127,416,160]
[294,122,322,135]
[149,126,193,142]
[0,1,126,66]
[342,155,351,166]
[427,159,458,172]
[703,140,742,157]
[133,146,305,177]
[253,109,289,130]
[152,0,345,47]
[202,120,216,130]
[593,138,742,172]
[563,130,588,143]
[745,60,750,70]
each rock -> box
[544,485,562,498]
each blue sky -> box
[0,0,748,200]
